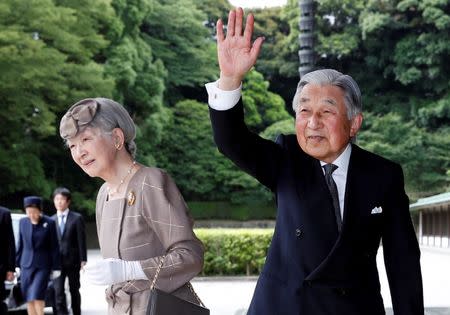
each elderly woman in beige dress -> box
[59,98,204,314]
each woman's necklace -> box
[107,161,136,197]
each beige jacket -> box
[96,166,204,314]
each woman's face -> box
[25,206,41,224]
[66,127,117,179]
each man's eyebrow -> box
[323,98,337,105]
[299,97,310,102]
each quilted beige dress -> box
[95,166,204,314]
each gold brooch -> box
[127,190,136,206]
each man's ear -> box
[350,113,363,138]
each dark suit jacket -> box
[52,210,87,267]
[16,215,60,271]
[209,101,423,315]
[0,206,15,298]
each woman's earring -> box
[115,143,122,150]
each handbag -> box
[146,255,210,315]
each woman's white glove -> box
[84,258,147,286]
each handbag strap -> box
[150,254,166,290]
[149,254,206,307]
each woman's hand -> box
[217,7,264,90]
[84,258,147,286]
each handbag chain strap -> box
[149,254,206,307]
[150,254,166,290]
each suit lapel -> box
[53,214,62,240]
[292,146,340,239]
[341,144,364,230]
[26,218,34,248]
[61,211,72,238]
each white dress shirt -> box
[58,208,69,226]
[205,80,352,218]
[320,144,351,218]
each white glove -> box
[50,270,61,280]
[84,258,147,286]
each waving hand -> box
[217,8,264,90]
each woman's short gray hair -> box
[60,98,137,157]
[292,69,362,119]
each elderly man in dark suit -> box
[205,8,423,315]
[0,206,15,315]
[51,187,87,315]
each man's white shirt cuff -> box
[205,80,242,111]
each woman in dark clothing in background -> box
[16,196,60,315]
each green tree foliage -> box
[141,0,217,103]
[194,0,231,36]
[260,117,296,141]
[153,99,273,204]
[153,99,219,199]
[251,0,301,104]
[0,0,113,200]
[104,0,168,166]
[359,113,450,199]
[242,69,290,132]
[416,95,450,131]
[359,0,450,101]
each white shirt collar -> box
[58,208,70,217]
[320,143,352,175]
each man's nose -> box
[308,112,322,129]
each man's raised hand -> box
[217,7,264,90]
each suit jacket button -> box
[295,228,302,238]
[336,288,347,296]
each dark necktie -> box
[59,214,65,234]
[323,164,342,232]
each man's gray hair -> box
[292,69,362,119]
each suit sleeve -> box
[0,210,15,272]
[139,171,204,293]
[16,219,24,267]
[76,215,87,262]
[382,164,424,315]
[209,99,283,191]
[5,211,16,271]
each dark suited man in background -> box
[51,188,87,315]
[205,8,423,315]
[0,206,15,315]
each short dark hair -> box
[52,187,71,201]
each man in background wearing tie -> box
[0,206,15,315]
[52,187,87,315]
[206,8,423,315]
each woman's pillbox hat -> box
[23,196,43,210]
